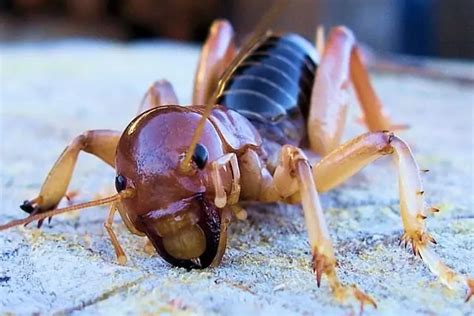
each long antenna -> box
[0,190,133,231]
[180,0,289,172]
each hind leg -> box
[21,130,121,226]
[312,131,474,300]
[308,26,402,156]
[192,19,237,105]
[138,80,179,115]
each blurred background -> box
[0,0,473,59]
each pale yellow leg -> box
[137,80,179,115]
[261,145,377,311]
[192,19,237,105]
[313,131,426,242]
[116,202,145,236]
[143,239,155,256]
[315,25,325,59]
[104,203,127,265]
[22,130,121,221]
[308,26,397,156]
[312,131,473,300]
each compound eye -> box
[192,143,208,169]
[115,174,127,192]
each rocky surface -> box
[0,41,473,315]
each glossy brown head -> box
[115,106,231,269]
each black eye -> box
[192,143,208,169]
[115,175,127,192]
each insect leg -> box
[143,239,155,255]
[315,25,325,58]
[115,202,144,236]
[192,19,237,105]
[263,145,377,312]
[350,41,407,131]
[21,130,121,224]
[104,203,127,265]
[116,196,153,255]
[137,80,179,115]
[312,131,474,300]
[308,26,398,156]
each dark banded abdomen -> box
[215,33,318,146]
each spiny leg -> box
[308,26,400,156]
[138,80,179,115]
[261,145,377,312]
[104,203,127,265]
[192,19,237,105]
[312,131,474,300]
[22,130,121,226]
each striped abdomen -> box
[215,33,318,146]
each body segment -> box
[216,33,318,147]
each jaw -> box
[137,195,228,269]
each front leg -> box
[104,203,127,265]
[21,130,120,226]
[260,145,377,312]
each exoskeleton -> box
[1,13,472,312]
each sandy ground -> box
[0,41,473,315]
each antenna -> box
[0,190,134,232]
[180,0,289,172]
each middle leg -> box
[260,145,377,311]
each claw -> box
[37,219,45,229]
[466,279,474,303]
[20,200,35,214]
[400,231,434,257]
[19,197,57,229]
[429,207,440,213]
[334,284,377,315]
[312,253,323,287]
[411,242,417,256]
[417,214,427,220]
[312,249,335,287]
[352,285,377,314]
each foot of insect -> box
[312,248,377,313]
[466,279,474,302]
[399,229,436,257]
[20,196,56,228]
[414,241,474,302]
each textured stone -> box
[0,41,473,315]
